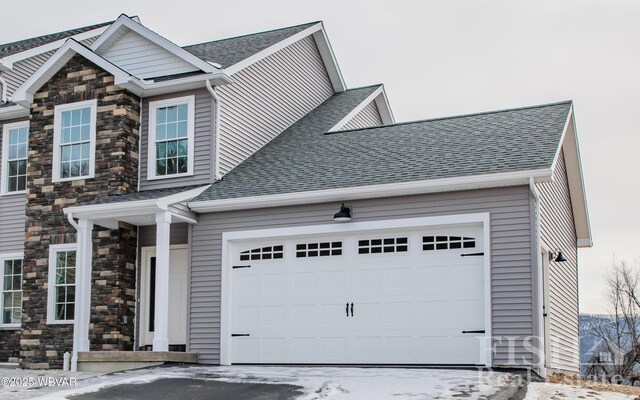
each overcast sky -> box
[2,1,638,314]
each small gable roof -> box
[0,21,112,58]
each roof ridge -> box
[183,21,320,49]
[326,100,573,135]
[0,20,112,48]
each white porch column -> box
[71,218,94,372]
[153,211,172,351]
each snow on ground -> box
[0,365,514,400]
[524,382,636,400]
[189,366,514,399]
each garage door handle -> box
[461,330,485,334]
[346,303,349,317]
[460,252,484,257]
[351,303,354,317]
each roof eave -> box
[559,108,593,248]
[189,169,553,213]
[0,103,28,119]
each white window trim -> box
[147,95,195,180]
[47,243,77,325]
[52,99,97,183]
[0,252,23,329]
[1,121,29,196]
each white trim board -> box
[189,168,553,213]
[219,212,492,366]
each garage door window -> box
[423,235,475,251]
[239,245,283,261]
[296,241,342,258]
[358,237,408,254]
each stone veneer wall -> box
[20,55,140,369]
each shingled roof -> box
[183,22,318,69]
[194,98,572,202]
[0,21,112,58]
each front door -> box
[140,246,188,348]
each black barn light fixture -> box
[334,203,351,222]
[549,249,568,263]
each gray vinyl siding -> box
[2,50,56,97]
[139,88,214,190]
[190,186,535,365]
[537,151,580,372]
[102,30,198,80]
[0,119,27,254]
[341,100,383,130]
[138,223,189,247]
[0,194,25,254]
[217,35,334,175]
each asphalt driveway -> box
[2,364,523,400]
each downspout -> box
[0,73,8,103]
[137,97,143,191]
[205,79,222,181]
[530,177,546,377]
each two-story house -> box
[0,14,591,375]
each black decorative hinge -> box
[233,265,251,269]
[231,333,250,337]
[461,252,484,257]
[461,330,486,334]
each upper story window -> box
[52,100,97,182]
[147,95,195,180]
[47,244,76,324]
[0,254,23,327]
[1,121,29,195]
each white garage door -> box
[230,224,486,365]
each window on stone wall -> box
[147,95,195,180]
[47,244,77,324]
[0,254,23,327]
[1,121,29,195]
[52,100,97,182]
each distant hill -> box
[580,314,614,366]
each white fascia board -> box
[0,25,109,70]
[0,104,28,119]
[189,168,553,213]
[312,23,347,93]
[90,15,218,74]
[11,40,132,106]
[63,185,210,221]
[328,86,383,132]
[120,72,232,97]
[375,85,395,124]
[225,23,324,76]
[562,112,593,248]
[550,105,574,173]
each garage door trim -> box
[220,212,491,366]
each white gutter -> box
[529,177,546,377]
[205,80,223,180]
[190,168,554,213]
